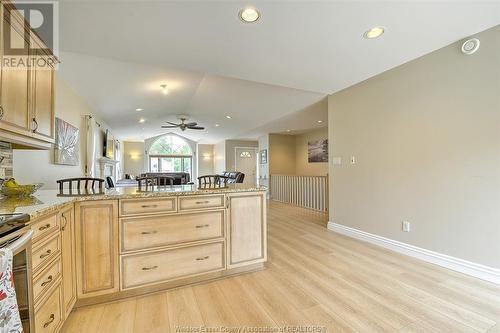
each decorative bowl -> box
[0,183,44,197]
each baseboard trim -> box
[327,221,500,285]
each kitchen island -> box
[1,184,267,333]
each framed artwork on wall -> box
[308,139,328,163]
[260,149,267,164]
[54,117,80,166]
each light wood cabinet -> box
[227,192,267,268]
[60,206,76,318]
[0,4,31,134]
[75,200,120,299]
[179,194,225,211]
[31,56,54,140]
[120,210,224,252]
[120,197,177,216]
[121,241,225,290]
[34,282,64,333]
[0,0,55,148]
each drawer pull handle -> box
[41,275,53,287]
[195,224,210,229]
[141,231,158,235]
[43,314,55,328]
[38,224,51,231]
[39,249,52,259]
[141,204,158,209]
[142,265,158,271]
[196,256,210,261]
[195,201,210,205]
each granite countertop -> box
[0,184,266,220]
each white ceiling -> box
[57,0,500,143]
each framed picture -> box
[260,149,267,164]
[308,139,328,163]
[54,117,80,166]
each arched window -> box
[149,135,193,175]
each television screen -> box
[105,129,115,159]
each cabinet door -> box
[32,61,54,139]
[227,192,267,268]
[75,200,119,299]
[0,10,31,134]
[60,206,76,318]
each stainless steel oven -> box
[0,226,34,333]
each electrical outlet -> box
[402,221,411,232]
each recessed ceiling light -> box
[160,84,169,95]
[317,120,323,123]
[139,118,146,123]
[135,108,144,112]
[364,27,385,39]
[225,115,232,119]
[239,7,260,23]
[215,124,220,127]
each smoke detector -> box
[461,38,480,55]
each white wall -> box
[328,25,500,268]
[13,75,111,189]
[123,141,145,177]
[197,144,215,177]
[214,141,226,174]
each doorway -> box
[234,147,258,185]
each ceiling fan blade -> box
[165,122,179,126]
[188,126,205,130]
[185,122,197,127]
[161,125,179,128]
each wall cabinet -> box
[59,206,76,318]
[0,1,55,149]
[227,192,267,268]
[75,200,120,299]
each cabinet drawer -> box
[32,234,60,273]
[33,257,61,304]
[121,211,224,252]
[31,214,59,243]
[121,242,225,289]
[120,198,177,216]
[34,283,63,333]
[179,195,224,211]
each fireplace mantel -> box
[98,157,119,181]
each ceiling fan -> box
[161,116,205,131]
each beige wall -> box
[198,144,214,176]
[13,75,110,189]
[269,134,296,175]
[328,26,500,268]
[225,140,258,171]
[258,134,269,187]
[295,127,328,176]
[123,141,145,177]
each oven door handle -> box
[6,230,34,254]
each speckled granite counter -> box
[0,184,266,220]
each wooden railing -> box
[270,174,328,212]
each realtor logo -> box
[3,1,58,68]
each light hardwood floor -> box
[61,201,500,333]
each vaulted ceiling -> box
[57,0,500,143]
